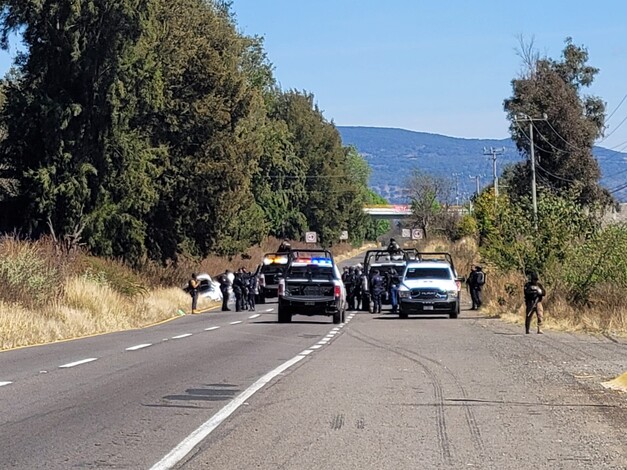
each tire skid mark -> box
[331,414,345,430]
[348,329,452,464]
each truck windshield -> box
[404,267,451,280]
[286,266,334,281]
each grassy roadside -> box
[0,236,372,351]
[416,238,627,338]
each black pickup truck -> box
[254,252,291,303]
[277,250,347,324]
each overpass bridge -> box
[363,204,413,220]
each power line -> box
[605,93,627,124]
[535,162,576,183]
[599,113,627,143]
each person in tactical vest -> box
[524,272,546,334]
[233,269,246,312]
[188,273,200,314]
[370,269,386,314]
[247,271,257,312]
[468,265,485,310]
[219,270,232,311]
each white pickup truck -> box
[397,260,461,319]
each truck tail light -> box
[334,285,341,298]
[278,279,285,296]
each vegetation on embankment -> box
[0,236,365,351]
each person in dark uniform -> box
[188,273,200,314]
[468,265,485,310]
[219,270,232,311]
[387,238,402,257]
[233,269,246,312]
[247,271,257,312]
[277,240,292,253]
[353,267,363,310]
[524,272,546,334]
[344,267,356,310]
[370,269,386,314]
[389,270,401,314]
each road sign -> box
[401,228,411,238]
[411,228,423,240]
[339,230,349,241]
[305,231,317,244]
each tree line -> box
[0,0,386,264]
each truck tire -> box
[278,306,292,323]
[257,293,266,304]
[399,310,408,319]
[449,302,460,319]
[333,310,341,324]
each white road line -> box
[311,345,323,349]
[331,328,340,332]
[150,354,305,470]
[126,344,152,351]
[319,340,329,345]
[230,321,243,325]
[172,334,192,339]
[265,308,274,312]
[0,381,12,387]
[204,326,220,331]
[248,314,261,319]
[299,350,314,356]
[59,358,98,369]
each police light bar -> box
[263,255,289,265]
[292,257,333,267]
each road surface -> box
[0,253,625,469]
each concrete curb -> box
[601,372,627,393]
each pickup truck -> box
[397,259,462,319]
[277,250,347,324]
[255,252,291,303]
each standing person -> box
[219,270,232,311]
[247,271,257,312]
[344,267,356,310]
[524,272,546,334]
[387,238,402,258]
[353,267,363,310]
[389,270,401,314]
[233,269,246,312]
[188,273,200,314]
[370,269,386,314]
[468,265,485,310]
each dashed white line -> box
[331,328,340,332]
[150,354,305,470]
[204,326,220,331]
[311,345,322,349]
[248,314,261,319]
[230,321,243,325]
[172,334,192,339]
[299,349,314,356]
[0,381,12,387]
[264,308,274,312]
[126,344,152,351]
[59,358,98,369]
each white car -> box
[397,261,461,319]
[184,273,223,301]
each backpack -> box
[475,271,485,286]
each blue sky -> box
[228,0,627,150]
[1,1,626,150]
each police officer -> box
[233,269,246,312]
[247,270,257,312]
[278,240,292,253]
[389,270,401,314]
[344,267,356,310]
[353,267,363,310]
[188,273,200,314]
[387,238,402,257]
[524,272,546,334]
[370,269,386,314]
[468,265,485,310]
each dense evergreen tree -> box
[504,38,611,207]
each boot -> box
[537,327,543,334]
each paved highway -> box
[1,253,625,469]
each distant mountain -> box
[338,126,627,203]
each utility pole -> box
[470,175,481,197]
[452,172,461,207]
[514,113,546,230]
[483,147,505,199]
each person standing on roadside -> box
[389,270,401,314]
[188,273,200,314]
[233,268,246,312]
[524,272,546,334]
[219,270,232,311]
[247,270,257,312]
[468,265,485,310]
[370,269,386,314]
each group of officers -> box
[216,268,258,312]
[341,264,402,314]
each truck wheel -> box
[278,306,291,323]
[399,310,408,319]
[333,310,341,324]
[450,303,459,319]
[257,294,266,304]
